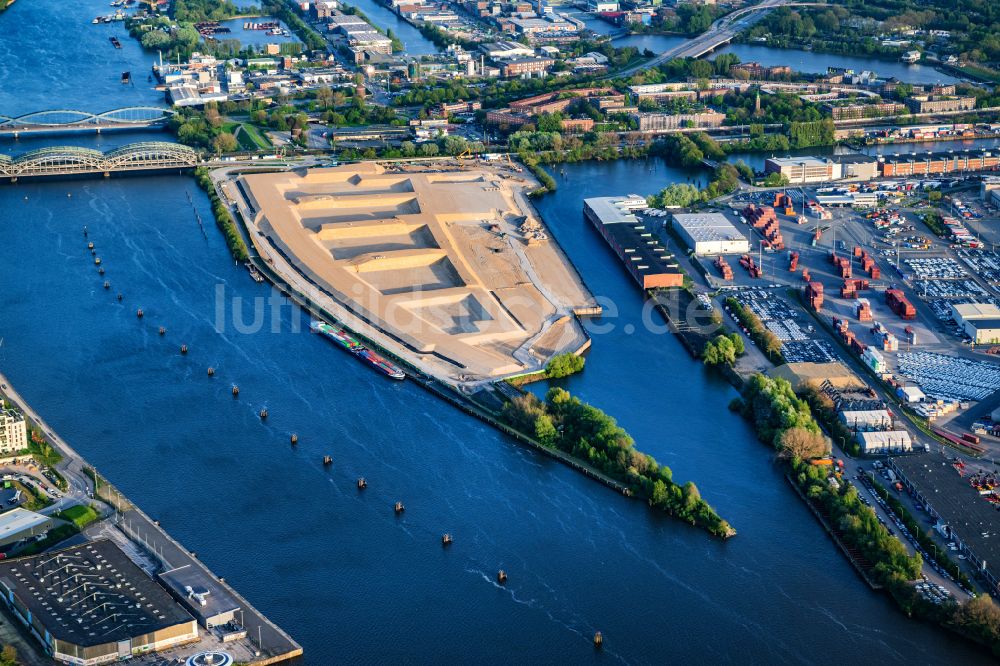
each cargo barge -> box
[310,320,405,380]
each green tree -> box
[649,183,703,209]
[140,30,172,49]
[534,414,558,447]
[546,353,585,378]
[213,132,238,154]
[727,333,745,356]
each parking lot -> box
[728,288,839,362]
[782,339,838,363]
[914,278,992,299]
[958,249,1000,285]
[904,257,969,280]
[897,351,1000,401]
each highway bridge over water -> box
[613,0,829,77]
[0,142,199,181]
[0,107,175,137]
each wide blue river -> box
[0,0,990,664]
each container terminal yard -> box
[226,160,597,386]
[589,170,1000,600]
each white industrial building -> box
[815,191,880,208]
[896,385,926,403]
[0,408,27,455]
[0,508,53,548]
[951,302,1000,344]
[764,157,842,183]
[857,430,914,454]
[839,409,893,431]
[670,213,750,255]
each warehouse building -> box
[878,150,1000,177]
[159,564,241,629]
[857,430,914,454]
[839,409,893,431]
[670,213,749,255]
[890,453,1000,595]
[832,154,880,181]
[583,196,683,289]
[951,302,1000,344]
[764,156,841,183]
[0,540,198,665]
[0,508,53,549]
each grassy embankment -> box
[193,166,250,261]
[222,122,272,152]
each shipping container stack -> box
[857,249,880,280]
[904,325,916,345]
[841,278,870,299]
[871,321,899,351]
[805,281,824,312]
[832,315,865,353]
[739,253,762,278]
[856,298,872,322]
[743,204,784,251]
[829,252,852,279]
[886,289,917,320]
[715,255,733,280]
[774,192,795,217]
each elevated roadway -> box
[614,0,827,78]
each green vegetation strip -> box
[502,388,734,538]
[724,298,785,364]
[734,372,1000,655]
[734,374,921,583]
[12,480,51,512]
[521,158,556,196]
[194,167,250,262]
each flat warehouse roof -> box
[0,508,51,541]
[602,223,678,277]
[583,196,647,225]
[765,157,834,168]
[159,564,240,622]
[893,453,1000,573]
[671,213,747,244]
[953,303,1000,319]
[0,539,193,647]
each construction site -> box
[228,160,597,385]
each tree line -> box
[501,388,734,538]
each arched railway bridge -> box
[0,107,175,137]
[0,142,200,181]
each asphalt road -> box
[0,371,96,506]
[614,0,793,78]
